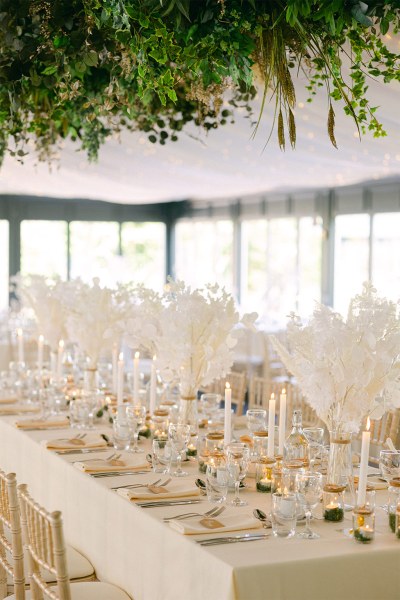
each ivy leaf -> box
[41,65,58,76]
[83,51,98,67]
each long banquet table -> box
[0,415,399,600]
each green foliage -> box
[0,0,398,164]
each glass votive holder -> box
[352,506,375,543]
[187,433,198,458]
[112,418,131,451]
[206,452,228,504]
[271,464,283,494]
[253,431,268,458]
[152,438,171,474]
[388,478,400,533]
[255,457,276,493]
[395,503,400,539]
[271,492,297,538]
[152,409,169,441]
[322,484,345,522]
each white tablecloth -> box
[0,416,399,600]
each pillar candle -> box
[117,352,124,405]
[149,355,157,415]
[224,382,232,445]
[268,393,276,458]
[357,417,371,506]
[278,388,287,455]
[112,343,118,395]
[133,351,140,403]
[38,334,44,372]
[17,328,24,363]
[57,340,64,382]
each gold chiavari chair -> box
[357,409,400,463]
[203,371,247,416]
[0,471,24,600]
[8,484,132,600]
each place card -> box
[199,518,225,529]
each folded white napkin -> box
[4,405,41,417]
[43,433,107,450]
[15,415,67,429]
[365,479,388,490]
[170,512,263,535]
[74,456,149,473]
[118,481,200,501]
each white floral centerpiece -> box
[61,278,131,369]
[154,279,257,429]
[15,274,68,351]
[271,283,400,434]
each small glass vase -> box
[327,430,355,502]
[178,393,198,433]
[83,367,99,392]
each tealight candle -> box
[256,457,276,493]
[323,484,345,522]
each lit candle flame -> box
[17,328,22,337]
[270,392,275,400]
[153,355,157,361]
[39,334,44,342]
[282,388,286,395]
[366,417,371,432]
[134,351,140,359]
[59,339,64,349]
[118,352,124,361]
[225,382,230,390]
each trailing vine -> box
[0,0,398,164]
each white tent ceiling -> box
[0,36,399,205]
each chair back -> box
[18,484,70,600]
[0,470,25,599]
[248,377,285,409]
[204,371,247,415]
[360,409,400,448]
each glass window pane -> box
[334,214,370,315]
[298,217,323,316]
[21,221,67,279]
[372,213,400,300]
[175,220,234,292]
[70,222,119,285]
[0,220,9,310]
[265,218,298,326]
[120,222,166,290]
[241,220,268,313]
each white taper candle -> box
[224,382,232,445]
[278,388,287,455]
[268,393,276,458]
[357,417,371,507]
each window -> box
[241,217,322,324]
[0,220,9,310]
[121,222,166,290]
[334,214,370,315]
[372,213,400,301]
[20,220,68,279]
[298,217,323,316]
[69,221,120,285]
[175,220,234,292]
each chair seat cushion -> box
[8,581,131,600]
[7,543,94,584]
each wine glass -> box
[200,393,221,423]
[303,427,324,470]
[226,442,250,506]
[295,471,323,539]
[126,404,146,453]
[379,450,400,509]
[168,422,191,477]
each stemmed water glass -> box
[303,427,324,470]
[295,471,323,539]
[226,442,250,507]
[126,404,146,453]
[379,450,400,509]
[168,422,191,477]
